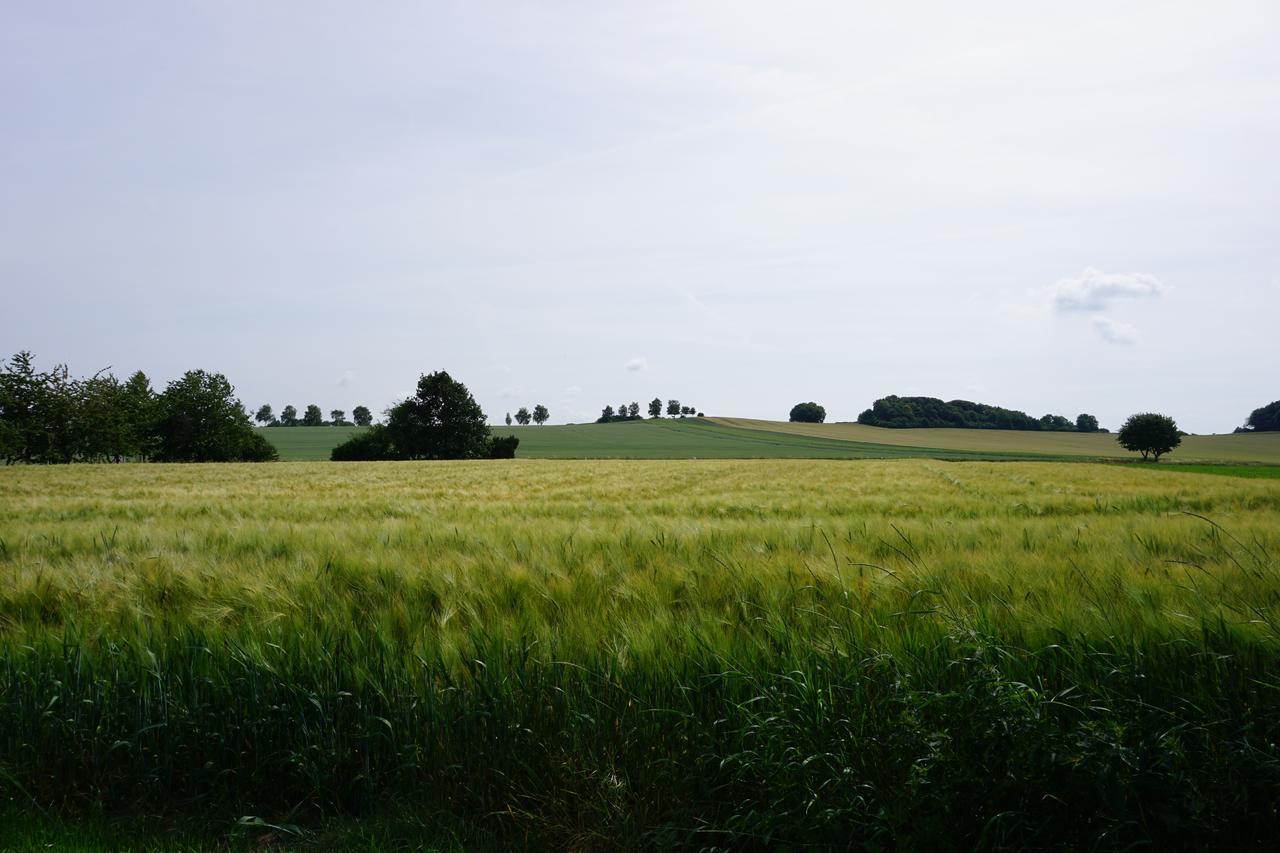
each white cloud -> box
[625,357,648,372]
[1091,316,1137,345]
[1050,268,1164,312]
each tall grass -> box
[2,460,1280,847]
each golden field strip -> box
[711,416,1280,463]
[2,459,1280,847]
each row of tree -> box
[0,352,276,464]
[254,404,373,427]
[1238,400,1280,433]
[597,398,700,423]
[856,396,1103,432]
[504,405,549,426]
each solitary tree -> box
[515,407,532,425]
[1245,400,1280,432]
[789,402,826,423]
[255,404,275,425]
[1076,413,1100,433]
[384,370,492,459]
[532,404,549,425]
[1117,412,1181,462]
[666,399,681,417]
[352,406,372,427]
[330,409,346,425]
[280,405,298,426]
[649,398,663,418]
[303,404,324,426]
[628,402,640,419]
[505,412,513,426]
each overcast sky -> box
[2,2,1277,433]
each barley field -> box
[2,460,1280,848]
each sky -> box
[2,2,1277,434]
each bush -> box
[789,402,826,423]
[331,426,395,461]
[488,435,520,459]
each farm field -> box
[261,419,1069,462]
[3,460,1280,847]
[712,416,1280,464]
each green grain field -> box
[3,460,1280,848]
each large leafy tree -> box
[789,402,826,423]
[352,406,373,427]
[383,370,492,460]
[514,407,532,426]
[280,405,299,426]
[648,398,662,418]
[1245,401,1280,432]
[153,370,277,462]
[1076,413,1100,433]
[532,404,549,425]
[302,405,324,426]
[1117,412,1181,462]
[255,404,275,425]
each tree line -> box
[0,351,276,464]
[597,398,700,423]
[855,395,1103,432]
[505,405,550,426]
[254,403,373,427]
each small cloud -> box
[336,370,355,387]
[1050,268,1163,312]
[625,357,648,372]
[1091,316,1138,345]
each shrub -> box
[789,402,826,423]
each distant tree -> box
[1076,413,1100,433]
[383,370,492,460]
[601,405,616,421]
[330,409,346,425]
[330,426,394,461]
[532,404,549,425]
[789,402,826,424]
[628,402,640,419]
[119,370,159,459]
[1039,414,1075,432]
[303,405,324,426]
[280,405,298,426]
[352,405,372,427]
[666,399,681,417]
[1244,400,1280,432]
[505,412,513,426]
[254,404,275,425]
[618,401,628,419]
[515,407,532,426]
[649,398,663,418]
[152,370,277,462]
[1117,412,1181,462]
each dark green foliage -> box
[331,426,395,461]
[789,402,826,423]
[487,435,520,458]
[666,399,681,417]
[514,407,532,426]
[858,395,1077,430]
[255,404,275,425]
[280,405,299,426]
[532,404,549,425]
[330,409,346,426]
[597,402,644,424]
[352,406,373,427]
[628,402,640,419]
[1245,400,1280,432]
[1118,413,1182,461]
[302,405,324,427]
[649,398,663,418]
[1076,413,1100,433]
[153,370,277,462]
[384,371,491,460]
